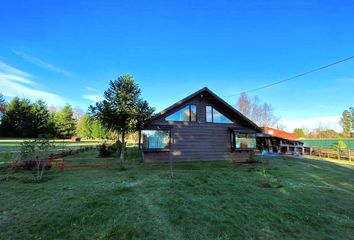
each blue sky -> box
[0,0,353,131]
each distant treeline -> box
[293,107,353,139]
[0,95,109,139]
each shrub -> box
[18,138,55,181]
[332,141,348,158]
[98,144,114,158]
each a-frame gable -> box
[151,87,262,132]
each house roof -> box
[151,87,262,132]
[262,127,300,140]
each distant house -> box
[138,87,262,162]
[256,127,304,155]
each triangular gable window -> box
[206,106,232,123]
[166,105,197,122]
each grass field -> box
[0,138,105,164]
[1,148,353,239]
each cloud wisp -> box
[14,51,71,76]
[85,86,98,92]
[0,61,67,106]
[83,94,103,103]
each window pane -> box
[141,130,169,149]
[235,133,256,149]
[166,106,190,121]
[212,108,232,123]
[190,105,197,121]
[206,106,213,122]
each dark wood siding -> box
[142,93,255,163]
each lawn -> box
[0,148,354,239]
[0,138,105,165]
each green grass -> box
[0,138,105,164]
[0,149,354,239]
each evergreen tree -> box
[90,74,154,166]
[47,111,58,137]
[0,93,6,124]
[1,97,33,137]
[31,100,50,136]
[54,104,76,138]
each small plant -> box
[332,141,348,160]
[18,137,55,181]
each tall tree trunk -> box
[119,130,125,167]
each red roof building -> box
[263,127,300,140]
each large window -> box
[140,130,170,150]
[231,132,256,150]
[206,106,232,123]
[166,104,197,122]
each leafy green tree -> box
[76,113,92,138]
[31,100,50,136]
[340,109,351,137]
[54,104,76,138]
[90,74,154,167]
[293,128,306,138]
[332,140,348,159]
[91,119,109,139]
[1,97,33,137]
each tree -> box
[349,107,354,136]
[19,136,55,181]
[236,92,279,128]
[91,119,109,139]
[90,74,154,167]
[0,93,6,123]
[47,110,58,137]
[332,141,348,160]
[31,100,50,136]
[72,106,84,121]
[340,110,351,138]
[76,113,92,138]
[0,97,33,137]
[54,104,76,138]
[293,128,306,138]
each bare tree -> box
[236,93,279,128]
[72,106,84,121]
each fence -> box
[304,147,353,161]
[302,139,354,150]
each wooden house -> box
[139,87,262,162]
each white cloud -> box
[280,116,341,132]
[14,51,71,76]
[0,61,67,106]
[0,61,31,78]
[0,73,35,85]
[85,86,98,92]
[83,95,103,103]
